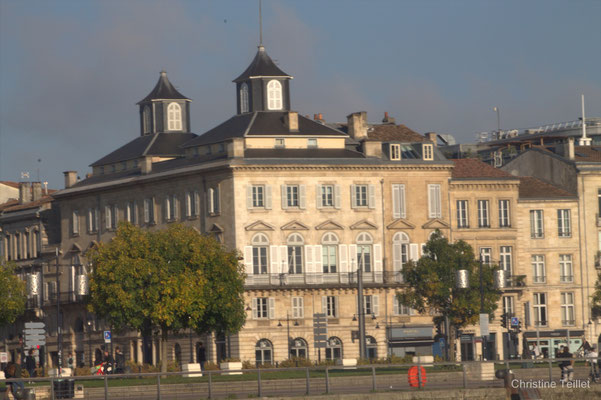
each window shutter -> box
[373,244,382,272]
[339,244,348,273]
[105,206,111,229]
[208,188,214,214]
[316,185,322,209]
[393,297,400,315]
[349,244,358,270]
[114,206,119,225]
[95,208,99,230]
[144,200,150,223]
[368,184,376,209]
[334,296,339,317]
[334,185,341,209]
[351,185,357,209]
[314,245,323,276]
[409,244,419,261]
[246,186,253,209]
[244,246,253,275]
[297,298,304,318]
[393,242,402,272]
[43,282,49,301]
[322,296,327,315]
[270,245,279,275]
[400,185,406,218]
[392,185,400,219]
[435,185,441,217]
[428,185,436,218]
[420,243,426,256]
[281,185,287,209]
[279,245,288,273]
[252,298,258,319]
[265,185,272,209]
[164,197,170,221]
[373,295,379,316]
[299,185,306,209]
[173,195,178,220]
[194,191,200,216]
[186,193,191,217]
[268,298,275,319]
[305,245,314,276]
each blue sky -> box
[1,0,600,189]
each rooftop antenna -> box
[259,0,263,46]
[579,94,592,146]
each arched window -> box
[251,233,269,275]
[173,343,182,366]
[366,336,377,360]
[356,232,373,273]
[325,337,342,361]
[255,339,273,366]
[267,80,282,110]
[392,232,410,277]
[321,232,339,274]
[143,105,151,134]
[287,233,304,274]
[290,338,308,359]
[240,83,249,113]
[167,102,182,131]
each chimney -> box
[19,182,32,204]
[32,182,42,201]
[566,137,575,160]
[285,111,299,132]
[346,111,368,140]
[425,132,438,146]
[382,112,395,124]
[63,171,77,189]
[141,157,153,174]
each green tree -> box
[87,223,246,372]
[0,260,27,326]
[397,230,502,359]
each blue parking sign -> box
[511,317,519,326]
[104,330,112,343]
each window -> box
[456,200,469,228]
[325,337,342,361]
[290,338,307,359]
[255,339,273,366]
[356,232,372,273]
[477,200,490,227]
[72,210,79,235]
[498,200,511,227]
[308,138,317,148]
[267,80,282,110]
[126,201,137,224]
[252,185,264,207]
[185,191,200,217]
[165,194,177,221]
[533,293,547,326]
[252,234,269,275]
[208,187,220,215]
[428,184,442,218]
[557,209,571,237]
[292,297,304,318]
[559,254,573,283]
[530,210,544,238]
[205,145,212,155]
[282,184,304,208]
[287,233,304,274]
[87,208,98,233]
[480,248,492,265]
[121,161,127,171]
[252,297,274,319]
[366,336,378,360]
[105,204,117,230]
[560,292,575,326]
[392,232,409,280]
[248,185,271,209]
[321,184,334,207]
[143,198,155,224]
[321,232,338,274]
[323,296,338,318]
[363,295,379,316]
[143,106,151,134]
[393,297,413,315]
[499,246,512,275]
[392,184,406,219]
[503,296,514,316]
[240,83,249,113]
[532,255,546,283]
[390,144,401,160]
[275,138,285,148]
[167,102,182,131]
[422,144,433,160]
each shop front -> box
[524,329,583,358]
[387,326,434,358]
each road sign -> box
[0,352,7,363]
[24,322,45,329]
[313,313,328,350]
[480,313,489,337]
[313,327,327,335]
[511,317,519,327]
[104,330,112,343]
[24,323,46,349]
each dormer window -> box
[167,102,182,131]
[390,144,401,160]
[308,139,317,149]
[267,80,282,110]
[275,138,285,148]
[240,83,249,113]
[422,144,434,160]
[143,106,151,134]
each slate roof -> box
[366,124,426,142]
[0,181,20,189]
[90,133,197,167]
[574,146,601,162]
[0,195,54,213]
[182,112,346,147]
[451,158,515,179]
[233,46,291,82]
[518,177,575,199]
[138,71,190,104]
[244,148,365,159]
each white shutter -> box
[392,185,400,219]
[143,201,149,223]
[252,298,258,319]
[265,185,272,209]
[368,184,376,209]
[186,193,192,217]
[322,296,327,315]
[334,296,339,317]
[349,244,358,271]
[334,185,341,209]
[299,185,306,209]
[270,245,279,275]
[281,185,287,209]
[164,197,170,221]
[246,186,253,209]
[297,297,304,318]
[393,296,399,315]
[43,282,49,301]
[409,243,419,261]
[400,185,406,218]
[435,185,441,217]
[70,266,76,300]
[173,195,178,220]
[279,245,288,273]
[428,185,436,218]
[105,206,111,229]
[420,243,426,256]
[194,191,200,216]
[350,185,357,209]
[95,208,99,230]
[314,245,323,275]
[305,245,314,276]
[316,185,322,209]
[393,242,402,272]
[373,244,382,272]
[244,246,253,275]
[373,295,379,316]
[268,298,275,319]
[339,244,348,273]
[208,188,214,214]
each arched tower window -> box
[255,339,273,366]
[167,102,182,131]
[251,233,269,275]
[240,83,249,113]
[287,233,304,275]
[356,232,373,273]
[143,106,151,134]
[321,232,339,274]
[267,80,282,110]
[392,232,410,280]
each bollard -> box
[208,371,212,399]
[372,366,376,392]
[462,363,467,388]
[325,367,330,394]
[157,374,161,400]
[104,375,108,400]
[305,367,310,395]
[257,368,262,397]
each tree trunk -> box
[449,325,456,362]
[161,327,168,374]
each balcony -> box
[245,271,387,288]
[42,291,84,307]
[503,275,526,290]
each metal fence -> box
[2,358,599,400]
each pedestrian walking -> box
[25,349,36,378]
[115,347,125,374]
[197,343,206,371]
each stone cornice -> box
[231,164,454,172]
[450,182,519,190]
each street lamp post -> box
[278,312,299,359]
[55,248,62,374]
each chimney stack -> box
[32,182,42,201]
[63,171,77,189]
[567,137,575,160]
[285,111,299,132]
[346,111,368,140]
[425,132,438,146]
[19,182,32,204]
[141,157,153,174]
[382,112,395,124]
